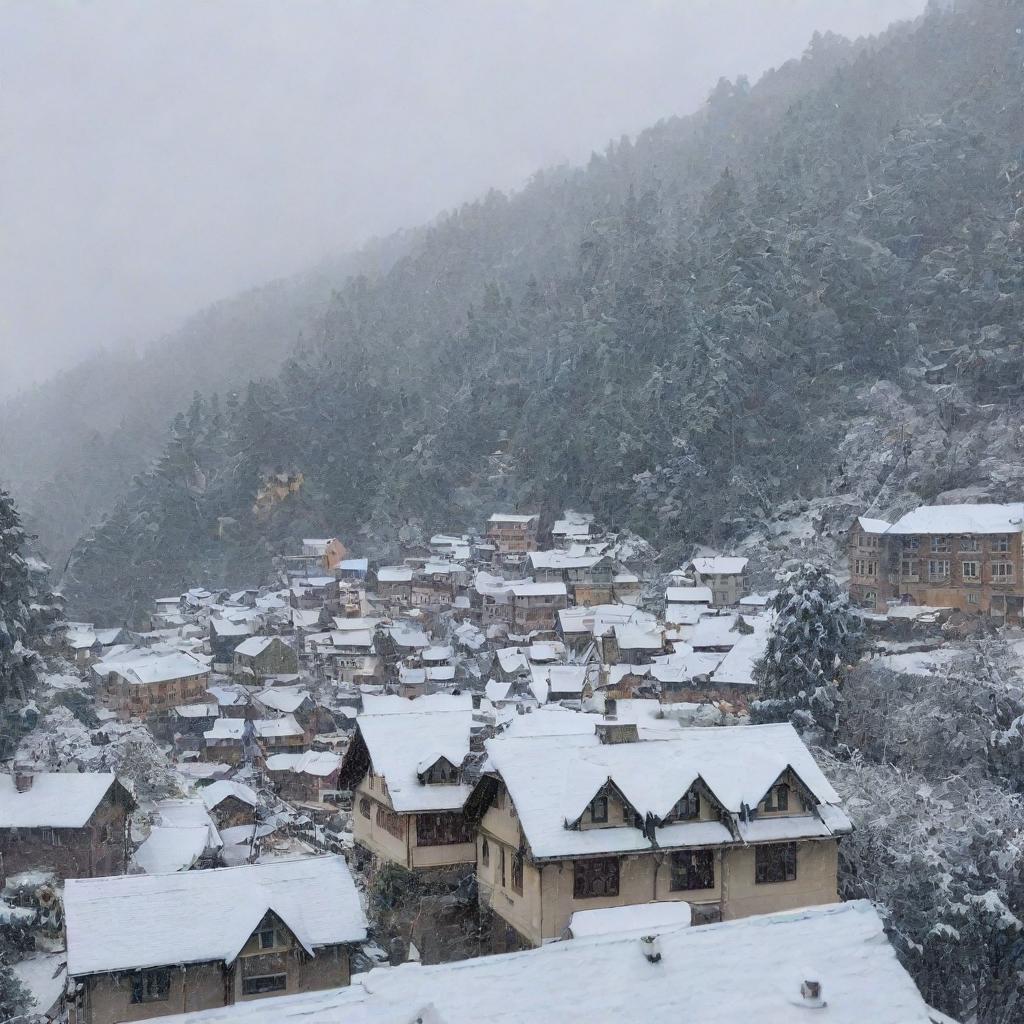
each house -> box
[610,624,664,666]
[203,719,252,766]
[134,799,224,874]
[265,752,342,804]
[64,857,367,1024]
[209,619,253,670]
[295,538,347,573]
[252,687,314,720]
[97,651,211,720]
[550,511,593,548]
[120,900,948,1024]
[688,557,750,607]
[528,552,615,606]
[529,664,594,704]
[849,504,1024,619]
[466,722,850,948]
[510,582,568,633]
[0,771,134,884]
[337,558,367,580]
[469,572,527,626]
[373,566,413,605]
[254,715,308,756]
[486,513,540,565]
[665,585,712,605]
[339,710,476,872]
[232,638,299,682]
[201,781,259,830]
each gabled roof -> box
[200,780,258,811]
[265,751,341,777]
[375,565,413,583]
[0,773,124,828]
[482,723,847,859]
[123,901,941,1024]
[512,582,567,598]
[97,650,208,685]
[856,516,892,534]
[361,693,472,715]
[254,687,310,714]
[689,556,749,576]
[488,513,538,524]
[65,856,367,977]
[665,586,713,604]
[234,636,286,658]
[343,711,474,813]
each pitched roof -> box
[200,780,258,811]
[265,751,341,777]
[484,723,847,859]
[255,687,310,714]
[488,513,538,524]
[568,901,692,938]
[885,502,1024,535]
[690,556,749,576]
[512,582,567,598]
[665,586,713,604]
[97,650,208,685]
[123,901,940,1024]
[352,711,474,812]
[361,693,472,715]
[0,773,121,828]
[857,516,892,534]
[65,856,367,977]
[234,636,285,658]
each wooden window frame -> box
[573,857,620,899]
[755,843,798,884]
[590,796,608,824]
[416,812,474,847]
[241,974,287,996]
[670,849,715,891]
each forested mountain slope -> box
[64,0,1024,621]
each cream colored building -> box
[467,721,850,949]
[339,707,476,871]
[64,857,366,1024]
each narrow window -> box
[590,796,608,824]
[511,853,524,895]
[258,927,277,950]
[481,837,489,866]
[671,791,700,821]
[131,969,171,1004]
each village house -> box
[0,771,134,884]
[848,503,1024,619]
[372,565,413,606]
[466,722,850,949]
[209,619,253,670]
[200,781,259,831]
[254,715,308,756]
[203,718,251,766]
[231,637,299,682]
[687,557,750,607]
[121,900,943,1024]
[264,751,342,804]
[288,577,341,611]
[510,582,568,633]
[529,664,595,705]
[469,572,527,627]
[96,651,211,720]
[133,798,224,875]
[550,511,594,548]
[64,856,367,1024]
[340,709,476,873]
[288,538,347,574]
[486,513,540,566]
[529,551,615,606]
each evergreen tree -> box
[0,490,37,701]
[752,563,861,741]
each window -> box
[573,857,619,899]
[928,560,950,581]
[359,797,370,819]
[376,805,404,839]
[907,538,920,551]
[993,536,1010,553]
[242,974,287,996]
[500,846,506,887]
[962,561,979,581]
[968,592,979,605]
[931,536,949,553]
[423,759,458,785]
[761,783,789,812]
[853,559,865,576]
[993,562,1015,583]
[670,850,715,891]
[131,969,171,1004]
[901,558,918,579]
[960,536,980,552]
[589,796,608,824]
[670,791,700,821]
[511,853,524,895]
[258,927,278,950]
[416,812,473,846]
[867,561,877,578]
[755,843,797,884]
[481,837,489,866]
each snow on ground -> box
[14,951,66,1015]
[873,647,969,677]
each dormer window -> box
[590,796,608,824]
[670,791,700,821]
[761,783,789,813]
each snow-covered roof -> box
[375,566,413,583]
[664,603,709,626]
[551,519,591,538]
[255,687,310,714]
[174,702,219,719]
[98,650,208,685]
[134,826,212,874]
[529,665,590,703]
[211,618,252,637]
[528,642,563,662]
[125,901,938,1024]
[339,558,368,571]
[512,582,567,598]
[614,624,663,651]
[528,551,603,571]
[856,516,892,534]
[648,651,723,684]
[234,636,283,658]
[485,680,513,704]
[484,723,846,859]
[568,901,691,939]
[711,615,772,688]
[207,685,248,707]
[360,693,470,715]
[265,751,341,777]
[885,502,1024,535]
[354,711,473,813]
[65,856,367,977]
[329,628,374,649]
[66,629,98,650]
[255,714,304,738]
[422,645,454,663]
[665,586,712,604]
[690,615,744,650]
[488,513,538,524]
[201,780,258,811]
[689,556,749,576]
[0,772,120,828]
[387,625,430,649]
[204,718,246,741]
[495,647,529,675]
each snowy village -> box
[1,494,1021,1024]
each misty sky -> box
[1,0,925,398]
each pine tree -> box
[752,563,861,741]
[0,490,37,701]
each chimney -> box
[13,764,34,793]
[800,978,825,1009]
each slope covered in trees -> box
[63,0,1024,621]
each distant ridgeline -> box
[62,0,1024,620]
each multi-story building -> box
[95,651,211,720]
[467,721,850,949]
[848,503,1024,618]
[486,513,540,566]
[528,552,615,606]
[510,582,568,633]
[687,557,749,607]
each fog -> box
[1,0,924,398]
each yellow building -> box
[339,706,476,872]
[466,721,850,949]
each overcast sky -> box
[0,0,925,398]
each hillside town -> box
[1,499,1013,1023]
